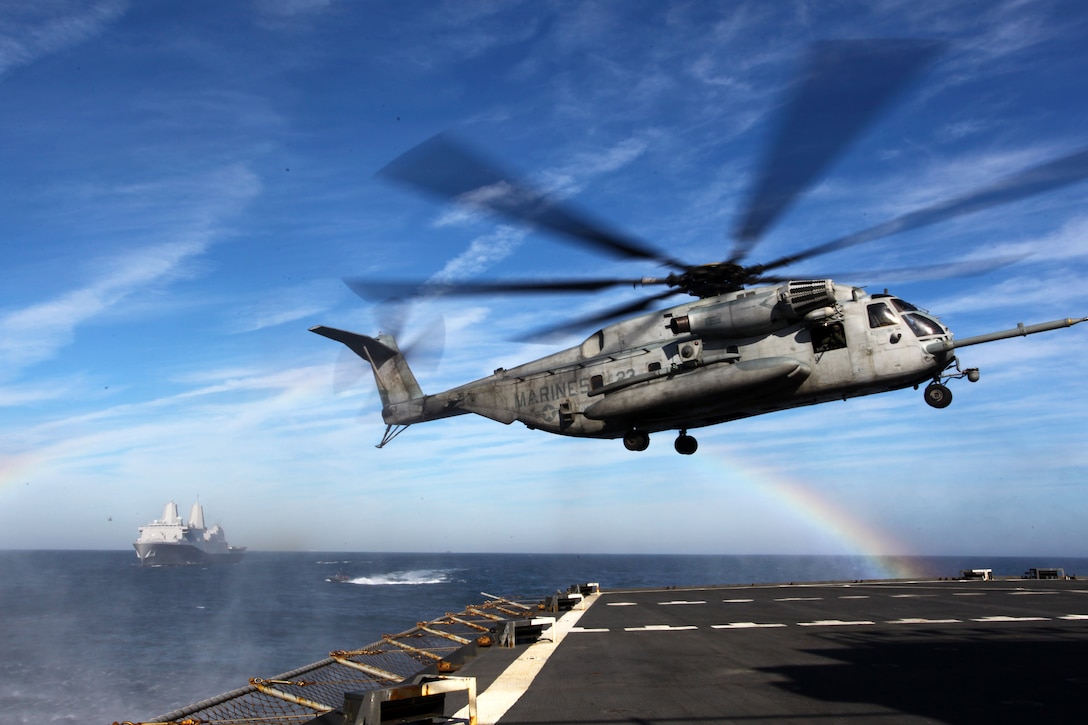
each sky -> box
[1,0,1087,557]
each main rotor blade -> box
[378,133,686,269]
[760,146,1088,273]
[517,289,681,342]
[344,276,664,302]
[731,39,944,260]
[817,253,1029,285]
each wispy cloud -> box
[0,1,126,78]
[539,135,655,197]
[0,241,203,378]
[229,279,345,333]
[0,164,261,380]
[0,376,87,408]
[254,0,333,18]
[430,226,527,282]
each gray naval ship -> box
[133,501,246,566]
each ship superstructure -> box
[133,501,245,566]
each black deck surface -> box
[477,579,1088,724]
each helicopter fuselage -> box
[312,277,1086,453]
[374,280,952,441]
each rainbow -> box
[705,455,923,579]
[0,451,46,491]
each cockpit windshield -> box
[869,297,946,338]
[902,313,944,338]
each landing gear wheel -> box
[623,429,650,452]
[924,383,953,409]
[675,433,698,455]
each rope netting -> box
[112,594,543,725]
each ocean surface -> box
[2,550,1085,724]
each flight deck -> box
[135,577,1088,725]
[455,578,1088,724]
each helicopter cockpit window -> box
[890,298,919,313]
[903,313,943,338]
[867,302,899,328]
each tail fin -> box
[310,326,423,409]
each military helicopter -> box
[312,40,1088,455]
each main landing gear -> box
[674,431,698,455]
[622,428,699,455]
[623,429,649,452]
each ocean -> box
[2,550,1085,724]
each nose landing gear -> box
[923,358,980,409]
[924,382,953,409]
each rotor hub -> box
[669,262,762,297]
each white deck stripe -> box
[658,600,707,605]
[887,618,961,624]
[971,615,1050,622]
[454,593,598,725]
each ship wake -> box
[341,568,453,586]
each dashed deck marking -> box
[624,624,699,632]
[658,600,707,605]
[606,602,638,606]
[723,598,754,603]
[774,597,822,602]
[1010,590,1059,595]
[888,618,961,624]
[712,622,787,629]
[953,592,986,596]
[799,619,874,627]
[971,615,1050,622]
[838,595,869,599]
[891,594,937,598]
[1059,614,1088,620]
[569,627,609,633]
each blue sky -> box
[2,0,1087,556]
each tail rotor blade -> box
[402,315,445,375]
[332,347,368,395]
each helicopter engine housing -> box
[669,280,836,338]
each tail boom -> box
[311,325,467,427]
